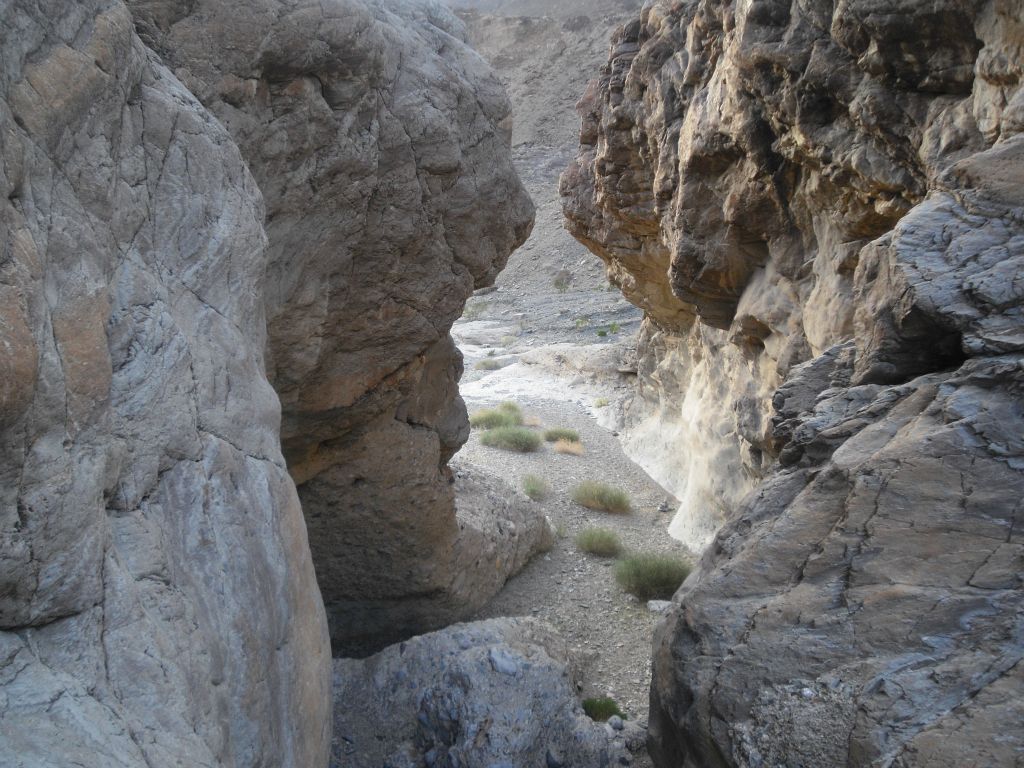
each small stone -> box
[647,600,672,614]
[608,715,625,731]
[800,688,815,700]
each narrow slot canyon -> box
[1,0,1021,767]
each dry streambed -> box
[459,395,689,734]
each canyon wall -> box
[563,0,1023,764]
[0,2,331,764]
[1,0,534,764]
[126,0,539,655]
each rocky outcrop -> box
[562,0,1024,549]
[331,618,641,767]
[125,0,537,654]
[562,0,1023,764]
[0,1,330,765]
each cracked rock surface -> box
[561,0,1024,764]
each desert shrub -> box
[596,329,608,337]
[594,397,610,408]
[470,407,522,429]
[553,270,572,293]
[497,402,522,418]
[475,359,503,371]
[554,439,584,456]
[522,474,549,501]
[572,481,631,513]
[544,427,580,443]
[608,322,621,334]
[574,316,590,330]
[583,697,624,721]
[462,301,487,321]
[614,553,691,601]
[481,427,541,453]
[576,527,622,557]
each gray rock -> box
[330,618,628,767]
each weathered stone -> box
[127,0,538,654]
[562,0,1024,764]
[0,1,331,765]
[330,618,631,768]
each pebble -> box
[608,715,625,731]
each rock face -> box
[126,0,537,654]
[562,0,1023,764]
[330,618,637,767]
[0,1,331,765]
[1,0,534,765]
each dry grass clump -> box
[554,439,585,456]
[480,426,541,453]
[575,527,622,557]
[594,397,609,408]
[544,427,580,443]
[522,474,549,501]
[614,553,691,601]
[474,359,504,371]
[470,402,523,429]
[571,481,630,513]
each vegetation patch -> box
[480,426,541,453]
[474,359,504,371]
[594,397,609,408]
[576,527,622,557]
[544,427,580,443]
[554,439,584,456]
[571,481,631,513]
[522,474,549,501]
[470,408,521,429]
[582,697,624,722]
[614,553,691,601]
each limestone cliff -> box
[126,0,539,655]
[562,0,1023,764]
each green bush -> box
[572,481,631,514]
[594,397,610,408]
[583,697,624,722]
[614,553,691,601]
[576,528,622,557]
[481,427,542,453]
[543,427,580,443]
[522,474,549,501]
[469,408,521,429]
[596,329,607,337]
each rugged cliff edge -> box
[562,0,1023,765]
[1,0,536,765]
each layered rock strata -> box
[126,0,537,654]
[0,2,330,764]
[562,0,1023,764]
[331,618,639,767]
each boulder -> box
[330,618,635,767]
[127,0,538,655]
